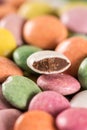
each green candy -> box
[13,45,42,73]
[78,58,87,89]
[18,2,57,19]
[2,76,41,110]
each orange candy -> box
[14,110,57,130]
[23,15,68,49]
[0,4,16,19]
[55,36,87,77]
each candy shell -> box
[0,13,25,46]
[0,28,17,57]
[0,109,21,130]
[37,73,80,95]
[14,110,57,130]
[23,15,68,49]
[29,91,70,117]
[0,56,23,82]
[56,108,87,130]
[70,90,87,108]
[55,36,87,77]
[2,76,41,110]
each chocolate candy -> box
[37,73,80,95]
[14,110,57,130]
[70,90,87,108]
[56,108,87,130]
[29,91,70,117]
[0,109,21,130]
[0,13,25,46]
[23,15,68,49]
[2,76,41,110]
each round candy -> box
[23,15,68,49]
[0,109,21,130]
[18,2,57,19]
[61,7,87,34]
[0,56,23,83]
[55,36,87,77]
[70,90,87,108]
[37,73,80,95]
[29,91,70,117]
[2,76,41,110]
[0,13,25,46]
[56,108,87,130]
[0,28,17,57]
[78,58,87,89]
[14,110,57,130]
[13,45,42,72]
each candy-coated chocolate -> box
[0,28,17,57]
[37,73,80,95]
[2,76,41,110]
[14,110,57,130]
[23,15,68,49]
[0,56,23,82]
[70,90,87,108]
[13,45,42,72]
[0,109,21,130]
[55,36,87,77]
[56,108,87,130]
[0,13,25,46]
[29,91,70,117]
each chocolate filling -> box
[33,57,69,72]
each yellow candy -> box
[0,28,16,56]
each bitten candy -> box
[14,110,57,130]
[70,90,87,108]
[0,109,21,130]
[0,13,25,46]
[56,108,87,130]
[29,91,70,117]
[37,73,80,95]
[2,76,41,110]
[0,28,17,57]
[23,15,68,49]
[0,56,23,83]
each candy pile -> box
[0,1,87,130]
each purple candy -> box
[61,7,87,34]
[0,13,25,46]
[29,91,70,117]
[37,73,81,95]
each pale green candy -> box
[18,2,57,19]
[13,45,42,73]
[2,76,41,110]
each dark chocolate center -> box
[33,57,69,72]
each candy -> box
[78,57,87,89]
[13,45,42,72]
[55,36,87,77]
[70,90,87,108]
[0,109,21,130]
[14,110,57,130]
[56,108,87,130]
[0,56,23,82]
[23,15,68,49]
[18,2,57,19]
[61,7,87,34]
[2,76,41,110]
[0,28,17,57]
[0,13,25,46]
[29,91,70,117]
[37,73,80,95]
[27,50,71,74]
